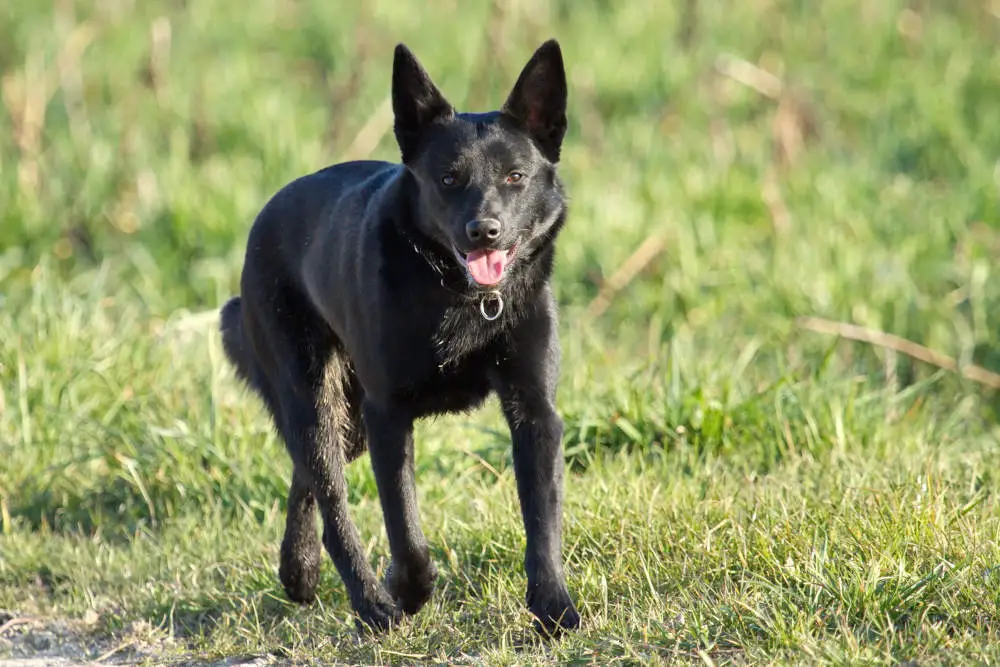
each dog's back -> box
[219,159,400,389]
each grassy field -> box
[2,0,1000,663]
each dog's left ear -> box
[392,44,455,163]
[502,39,568,163]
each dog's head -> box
[392,40,568,289]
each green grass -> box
[2,0,1000,663]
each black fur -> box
[220,39,579,635]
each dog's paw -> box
[353,593,405,634]
[385,558,438,615]
[527,584,580,637]
[278,540,321,605]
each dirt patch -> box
[0,610,277,667]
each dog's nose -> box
[465,218,502,243]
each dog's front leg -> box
[364,400,438,615]
[492,305,580,635]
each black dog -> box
[219,39,579,635]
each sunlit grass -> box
[2,0,1000,663]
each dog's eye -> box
[505,171,524,184]
[441,173,457,187]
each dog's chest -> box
[430,299,517,368]
[389,307,509,417]
[398,352,495,417]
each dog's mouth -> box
[451,241,519,286]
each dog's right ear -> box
[392,44,454,163]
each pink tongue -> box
[465,248,510,285]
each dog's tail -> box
[220,297,251,382]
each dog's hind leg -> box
[277,370,402,632]
[279,369,373,606]
[279,469,321,604]
[222,298,325,607]
[241,294,401,632]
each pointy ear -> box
[501,39,568,163]
[392,43,454,163]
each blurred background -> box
[1,0,999,532]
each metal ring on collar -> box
[479,290,504,321]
